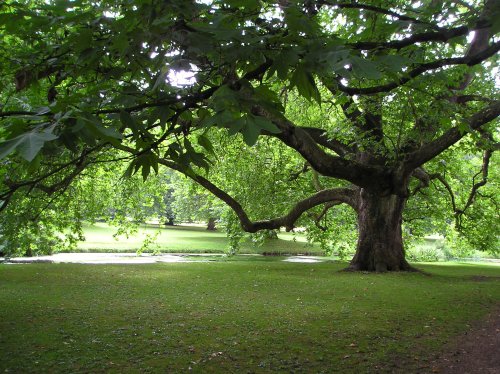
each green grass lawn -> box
[1,260,499,373]
[74,222,322,255]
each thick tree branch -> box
[350,26,470,50]
[253,105,391,189]
[338,41,500,95]
[404,100,500,170]
[333,1,493,51]
[451,95,495,105]
[410,167,432,196]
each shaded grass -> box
[74,222,322,255]
[0,261,499,373]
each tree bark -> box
[164,216,175,226]
[348,189,414,272]
[206,217,217,231]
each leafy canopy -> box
[0,0,498,256]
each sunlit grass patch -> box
[74,222,321,255]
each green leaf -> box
[491,8,500,35]
[376,55,411,73]
[269,49,299,80]
[190,152,210,173]
[156,106,173,130]
[0,138,22,160]
[250,116,280,134]
[152,66,169,91]
[290,65,321,104]
[210,85,240,112]
[79,115,123,145]
[119,111,137,132]
[241,117,260,146]
[142,163,151,181]
[227,115,246,136]
[73,29,93,53]
[200,114,219,128]
[122,160,136,179]
[0,131,58,162]
[124,152,160,181]
[196,108,210,121]
[197,134,215,155]
[351,57,382,80]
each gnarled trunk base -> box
[347,189,415,272]
[206,217,217,231]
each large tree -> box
[0,0,498,270]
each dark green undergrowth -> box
[1,261,499,373]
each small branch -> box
[289,162,309,181]
[429,173,458,213]
[411,150,494,229]
[35,160,88,196]
[0,146,101,211]
[309,202,335,231]
[460,149,493,214]
[0,60,273,120]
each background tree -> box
[169,174,223,230]
[0,0,498,270]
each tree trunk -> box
[206,217,217,231]
[348,189,414,272]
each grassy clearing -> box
[74,222,322,255]
[1,260,499,373]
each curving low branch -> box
[158,158,357,232]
